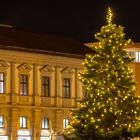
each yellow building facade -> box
[0,48,85,140]
[0,26,94,140]
[0,26,140,140]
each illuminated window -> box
[63,119,69,129]
[63,78,70,98]
[0,116,4,128]
[20,74,28,95]
[42,117,49,129]
[41,77,50,97]
[136,51,140,62]
[0,73,4,93]
[20,117,27,128]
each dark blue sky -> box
[0,1,140,43]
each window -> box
[20,74,28,95]
[42,117,49,129]
[20,117,27,128]
[63,119,69,129]
[0,72,4,93]
[128,51,135,58]
[63,78,70,98]
[136,51,140,62]
[0,116,4,128]
[83,91,89,99]
[41,76,50,97]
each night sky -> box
[0,1,140,43]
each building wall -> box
[0,49,84,140]
[0,44,140,140]
[125,46,140,97]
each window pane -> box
[41,77,49,97]
[42,77,46,84]
[23,117,26,128]
[42,86,46,96]
[20,117,27,128]
[65,88,70,98]
[20,75,28,95]
[24,75,27,82]
[0,82,4,93]
[0,73,4,93]
[65,80,69,86]
[45,86,49,97]
[63,78,70,98]
[136,52,139,62]
[20,117,22,128]
[0,116,3,128]
[83,92,88,99]
[0,73,4,81]
[136,52,140,62]
[42,118,49,129]
[128,51,134,58]
[63,119,69,129]
[23,84,27,95]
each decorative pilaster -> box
[33,109,42,140]
[11,62,18,105]
[34,64,40,106]
[10,108,19,140]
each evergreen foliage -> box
[63,8,140,140]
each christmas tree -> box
[63,8,140,140]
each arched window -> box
[42,117,49,129]
[63,118,69,129]
[20,117,27,128]
[0,116,4,128]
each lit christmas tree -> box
[63,8,140,140]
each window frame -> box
[20,117,27,129]
[41,76,50,97]
[0,72,5,93]
[63,78,70,98]
[83,91,89,99]
[63,118,69,129]
[42,117,49,129]
[128,51,135,58]
[136,51,140,63]
[0,116,4,128]
[20,74,28,96]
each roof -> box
[84,42,99,48]
[85,42,140,50]
[125,43,140,49]
[0,26,95,58]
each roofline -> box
[0,44,86,59]
[85,42,140,49]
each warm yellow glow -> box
[106,7,113,24]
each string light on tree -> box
[63,7,140,140]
